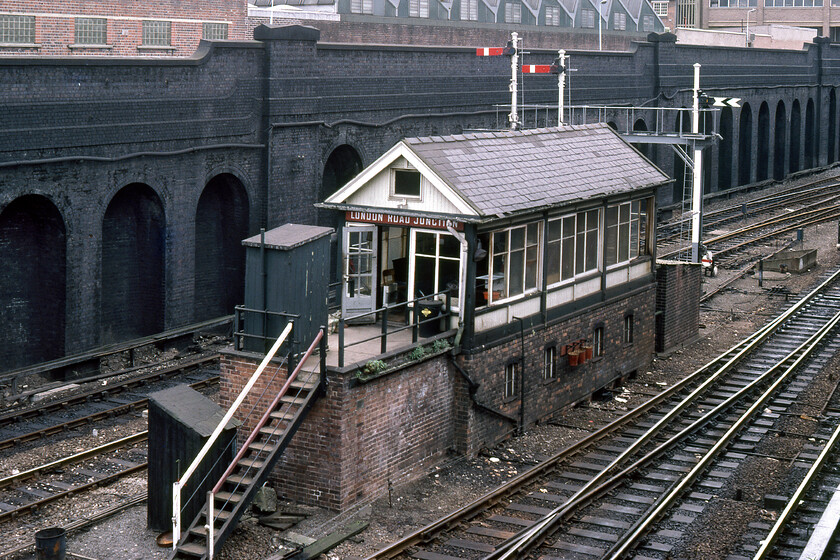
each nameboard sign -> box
[346,211,463,231]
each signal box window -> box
[623,314,634,344]
[544,346,557,379]
[505,363,518,398]
[594,325,604,357]
[393,169,421,198]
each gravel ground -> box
[5,171,840,560]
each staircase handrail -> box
[171,321,294,549]
[206,327,325,559]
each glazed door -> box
[342,225,378,322]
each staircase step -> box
[237,457,265,469]
[248,441,277,453]
[215,491,244,504]
[177,542,207,557]
[227,474,254,487]
[290,379,318,390]
[269,411,293,422]
[280,395,307,406]
[259,425,289,438]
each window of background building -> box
[410,0,430,17]
[643,15,655,31]
[652,1,668,15]
[506,2,522,23]
[546,5,561,25]
[581,9,595,27]
[613,12,626,30]
[75,17,107,45]
[1,14,35,44]
[710,0,756,6]
[462,0,479,20]
[623,314,634,344]
[676,0,696,26]
[351,0,374,13]
[765,0,822,5]
[142,20,171,46]
[202,22,228,40]
[505,363,518,398]
[544,346,557,379]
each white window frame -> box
[613,11,626,30]
[605,200,643,269]
[544,346,557,379]
[391,168,422,200]
[623,314,634,344]
[351,0,374,14]
[408,229,463,306]
[546,209,601,288]
[505,363,518,398]
[652,0,668,16]
[581,8,595,28]
[483,222,542,306]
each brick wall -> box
[655,261,701,352]
[1,0,249,57]
[457,285,656,452]
[220,349,461,510]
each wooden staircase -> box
[170,331,326,560]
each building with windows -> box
[0,1,249,56]
[249,0,665,43]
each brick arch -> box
[194,173,250,320]
[0,195,66,371]
[718,106,734,190]
[757,101,770,182]
[790,99,801,173]
[805,97,815,169]
[774,101,787,180]
[829,89,837,165]
[738,103,753,186]
[101,183,165,344]
[320,144,364,282]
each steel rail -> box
[605,308,840,559]
[659,204,840,261]
[753,412,840,559]
[0,374,218,451]
[0,459,148,523]
[0,493,146,559]
[0,353,218,428]
[364,267,840,560]
[0,432,148,490]
[484,281,840,560]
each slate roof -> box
[404,123,669,219]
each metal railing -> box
[337,290,452,368]
[233,305,299,355]
[171,321,294,550]
[206,327,326,559]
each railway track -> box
[658,179,840,246]
[363,266,840,560]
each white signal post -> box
[509,32,520,130]
[691,63,702,263]
[558,49,566,127]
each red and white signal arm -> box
[476,47,505,56]
[522,65,552,73]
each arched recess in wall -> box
[804,98,815,169]
[0,195,66,371]
[718,107,733,190]
[790,100,801,173]
[101,183,165,344]
[673,109,692,203]
[829,90,837,165]
[701,111,713,194]
[607,121,618,130]
[320,144,363,282]
[632,119,649,159]
[738,103,753,186]
[194,174,250,321]
[757,102,770,182]
[774,101,787,180]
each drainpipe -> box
[512,316,525,434]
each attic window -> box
[393,169,421,198]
